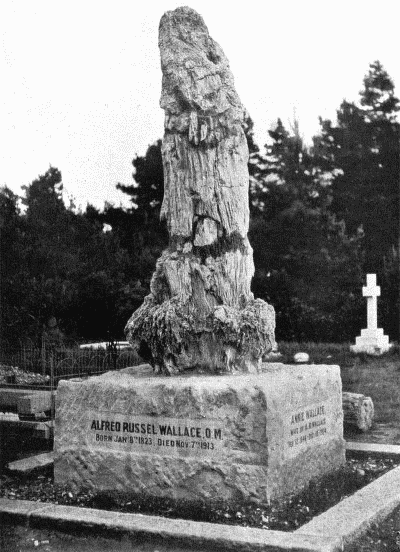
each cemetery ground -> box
[280,342,400,445]
[2,344,400,550]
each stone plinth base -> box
[350,328,392,356]
[54,364,345,505]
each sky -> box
[1,0,399,210]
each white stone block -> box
[350,332,392,356]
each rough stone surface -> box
[342,392,374,431]
[54,364,345,505]
[0,389,53,413]
[296,464,400,549]
[0,498,49,524]
[346,441,400,456]
[0,498,339,552]
[7,452,54,474]
[350,328,392,355]
[125,7,276,374]
[17,392,53,414]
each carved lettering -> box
[89,414,225,457]
[286,403,330,457]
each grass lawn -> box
[278,342,400,444]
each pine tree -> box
[249,119,364,341]
[117,140,164,222]
[0,187,24,344]
[9,168,135,342]
[361,61,400,122]
[320,61,400,273]
[317,61,400,337]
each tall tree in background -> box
[117,140,164,219]
[115,139,168,312]
[244,114,262,214]
[249,118,364,341]
[0,187,24,344]
[318,61,400,336]
[116,138,167,272]
[2,168,136,343]
[1,169,78,342]
[320,61,400,271]
[17,167,70,340]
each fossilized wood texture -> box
[125,7,276,374]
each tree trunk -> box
[125,7,276,375]
[342,391,374,432]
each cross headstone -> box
[363,273,380,331]
[351,273,391,355]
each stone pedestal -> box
[54,364,345,505]
[350,328,391,355]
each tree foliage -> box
[319,61,400,272]
[316,61,400,336]
[249,119,364,341]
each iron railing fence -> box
[0,344,142,390]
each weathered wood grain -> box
[126,7,276,374]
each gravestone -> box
[55,363,344,504]
[351,274,391,355]
[54,6,345,506]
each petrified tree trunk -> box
[126,7,276,375]
[342,392,374,432]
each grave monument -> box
[125,5,277,375]
[351,273,391,355]
[55,6,345,505]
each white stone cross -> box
[362,273,380,331]
[351,273,390,355]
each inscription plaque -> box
[88,412,225,457]
[285,402,330,457]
